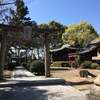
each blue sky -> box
[25,0,100,33]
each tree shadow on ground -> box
[0,85,66,100]
[65,80,93,86]
[0,86,49,100]
[0,79,7,82]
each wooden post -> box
[44,33,50,77]
[0,32,7,79]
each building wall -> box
[80,48,97,61]
[51,48,76,61]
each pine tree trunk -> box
[44,33,50,77]
[0,32,7,79]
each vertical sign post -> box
[68,53,76,69]
[23,26,32,41]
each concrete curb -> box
[0,78,66,87]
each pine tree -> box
[9,0,31,26]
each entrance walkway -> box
[9,66,66,86]
[12,66,35,80]
[0,66,88,100]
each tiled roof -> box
[50,44,76,52]
[79,46,97,54]
[90,37,100,45]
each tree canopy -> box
[62,21,98,48]
[31,21,65,77]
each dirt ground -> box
[3,70,12,79]
[51,69,100,91]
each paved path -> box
[8,66,65,86]
[0,66,88,100]
[12,66,35,80]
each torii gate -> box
[0,24,53,78]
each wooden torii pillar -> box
[0,24,23,79]
[0,31,7,78]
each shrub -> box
[22,62,27,67]
[91,63,99,69]
[80,61,92,69]
[7,62,16,70]
[30,60,45,75]
[50,61,70,67]
[22,61,30,70]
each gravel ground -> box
[51,69,100,82]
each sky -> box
[25,0,100,33]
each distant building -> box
[79,45,97,61]
[50,42,99,62]
[50,37,100,63]
[50,44,77,61]
[90,38,100,61]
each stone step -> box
[0,78,66,87]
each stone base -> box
[94,74,100,86]
[88,85,100,100]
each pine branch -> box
[0,2,15,6]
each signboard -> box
[68,53,77,68]
[68,53,76,62]
[23,26,32,40]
